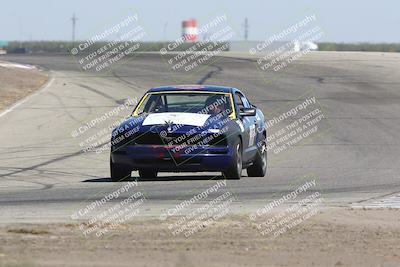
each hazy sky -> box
[0,0,398,42]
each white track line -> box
[0,61,37,70]
[0,72,55,119]
[352,193,400,209]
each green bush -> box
[318,42,400,52]
[5,41,229,53]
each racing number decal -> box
[249,124,256,146]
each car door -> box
[234,91,257,163]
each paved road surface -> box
[0,52,399,223]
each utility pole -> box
[243,18,249,41]
[71,13,78,45]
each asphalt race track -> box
[0,52,399,222]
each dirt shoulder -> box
[0,208,399,267]
[0,64,48,112]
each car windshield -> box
[134,92,232,115]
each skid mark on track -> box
[0,141,108,178]
[75,83,122,104]
[196,65,223,85]
[46,91,83,123]
[111,70,144,91]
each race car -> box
[110,85,267,181]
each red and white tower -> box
[182,19,198,42]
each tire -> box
[110,158,131,182]
[138,169,158,179]
[222,139,242,180]
[247,140,267,177]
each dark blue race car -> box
[110,85,267,181]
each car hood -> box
[142,112,211,127]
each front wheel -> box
[110,157,131,182]
[222,140,242,180]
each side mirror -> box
[239,107,256,117]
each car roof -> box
[147,85,235,93]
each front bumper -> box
[111,144,233,172]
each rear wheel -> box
[138,169,158,179]
[223,140,242,180]
[247,140,267,177]
[110,158,131,182]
